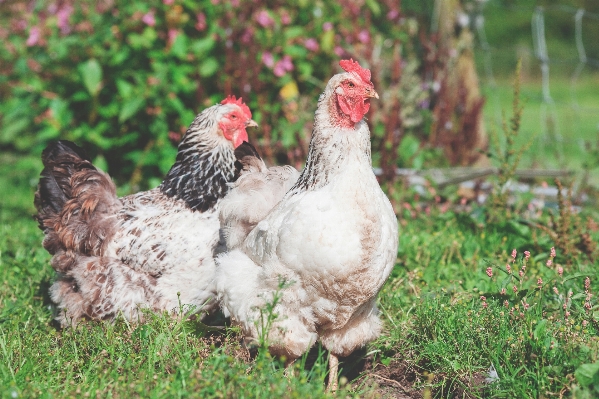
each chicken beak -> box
[366,88,379,99]
[246,119,258,128]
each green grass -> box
[481,73,599,176]
[1,152,599,398]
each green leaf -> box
[284,27,305,40]
[575,363,599,388]
[78,59,103,96]
[199,58,219,77]
[365,0,382,16]
[190,37,216,56]
[119,97,146,123]
[284,45,308,58]
[170,33,189,60]
[533,319,547,340]
[116,79,134,98]
[93,154,108,173]
[320,30,334,52]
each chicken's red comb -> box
[221,95,252,119]
[339,59,372,85]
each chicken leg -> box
[326,352,339,392]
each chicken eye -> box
[348,82,355,88]
[230,114,237,119]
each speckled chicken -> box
[35,96,257,327]
[215,60,399,390]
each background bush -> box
[0,0,436,190]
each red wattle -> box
[233,129,249,148]
[337,94,370,124]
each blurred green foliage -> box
[0,0,430,188]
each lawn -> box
[480,73,599,178]
[1,143,599,398]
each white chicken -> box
[216,60,399,390]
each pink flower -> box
[553,287,559,295]
[512,285,518,293]
[56,4,74,34]
[524,251,530,260]
[195,12,207,31]
[334,46,344,57]
[357,29,370,44]
[583,320,589,327]
[163,0,174,4]
[281,55,293,70]
[557,266,563,276]
[323,22,333,31]
[546,259,552,267]
[550,247,556,258]
[273,56,293,77]
[142,10,156,27]
[486,267,493,278]
[387,9,400,20]
[261,52,274,68]
[304,38,319,52]
[482,302,488,309]
[537,278,543,287]
[273,63,286,77]
[255,10,274,28]
[480,296,486,301]
[519,270,524,278]
[585,277,591,291]
[280,10,291,25]
[168,29,179,46]
[241,28,254,44]
[506,263,511,273]
[503,300,509,308]
[26,26,41,46]
[511,249,517,260]
[565,311,571,318]
[500,288,506,295]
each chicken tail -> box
[34,140,121,264]
[233,141,267,181]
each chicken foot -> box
[326,352,339,392]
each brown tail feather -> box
[34,140,121,262]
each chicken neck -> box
[160,138,236,212]
[289,91,372,195]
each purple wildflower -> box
[273,55,294,77]
[387,9,399,20]
[26,26,41,46]
[261,52,274,68]
[255,10,274,28]
[142,10,156,27]
[56,4,74,34]
[195,12,207,31]
[357,29,370,44]
[281,10,291,25]
[304,38,319,52]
